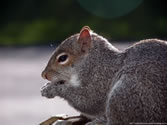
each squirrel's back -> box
[124,39,167,65]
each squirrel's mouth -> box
[49,79,66,86]
[42,80,66,89]
[56,80,65,85]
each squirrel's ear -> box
[78,26,92,53]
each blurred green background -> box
[0,0,166,46]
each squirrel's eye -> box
[58,54,68,62]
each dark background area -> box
[0,0,166,46]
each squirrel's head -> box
[41,26,118,88]
[41,26,95,86]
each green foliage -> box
[0,0,166,46]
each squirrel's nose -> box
[41,71,48,80]
[41,71,52,81]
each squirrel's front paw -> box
[41,83,56,98]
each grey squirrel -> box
[41,26,167,125]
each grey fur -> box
[41,31,167,125]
